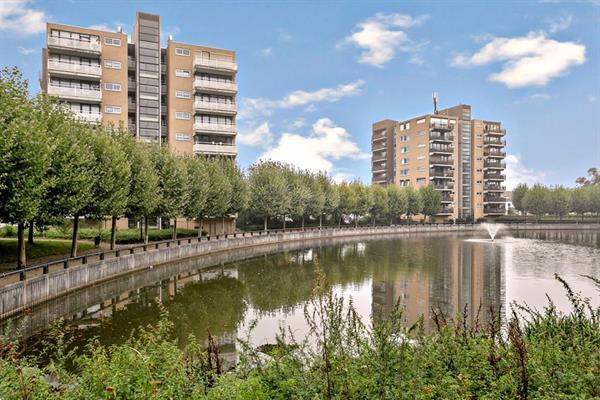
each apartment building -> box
[371,101,507,221]
[40,11,238,158]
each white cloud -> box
[548,15,573,33]
[88,23,112,31]
[238,122,273,146]
[339,12,428,68]
[332,172,355,183]
[291,118,306,128]
[278,31,293,42]
[259,47,272,56]
[17,46,36,55]
[239,80,365,120]
[451,32,586,88]
[514,92,551,104]
[260,118,369,173]
[505,154,547,190]
[588,95,598,102]
[0,0,46,36]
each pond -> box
[3,229,599,363]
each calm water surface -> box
[4,230,600,360]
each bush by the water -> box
[1,273,598,399]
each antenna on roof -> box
[432,91,438,114]
[168,34,173,41]
[117,26,123,33]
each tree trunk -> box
[390,217,393,226]
[144,216,149,244]
[198,218,203,237]
[283,215,286,231]
[110,215,117,250]
[139,220,143,242]
[302,216,305,229]
[319,215,323,229]
[17,222,26,269]
[222,217,225,235]
[338,216,342,228]
[372,216,375,227]
[264,216,268,232]
[172,218,178,240]
[70,214,79,257]
[27,220,34,244]
[354,214,358,228]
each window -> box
[400,147,409,153]
[416,178,426,185]
[417,143,426,148]
[105,105,121,114]
[416,131,426,137]
[176,90,191,99]
[175,47,190,56]
[176,133,191,141]
[104,83,121,91]
[417,156,425,160]
[399,135,409,142]
[104,37,121,46]
[416,166,425,172]
[401,158,409,165]
[104,60,121,69]
[176,111,191,120]
[175,69,190,78]
[416,118,425,124]
[399,169,409,176]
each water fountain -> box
[481,223,503,241]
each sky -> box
[0,0,598,189]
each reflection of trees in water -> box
[513,230,599,248]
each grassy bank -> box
[0,273,598,399]
[0,239,95,265]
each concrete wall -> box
[1,223,597,320]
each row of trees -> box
[512,183,600,222]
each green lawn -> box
[0,239,95,265]
[36,227,200,244]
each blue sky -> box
[1,0,598,188]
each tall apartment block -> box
[40,11,238,158]
[371,99,506,221]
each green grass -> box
[0,239,95,264]
[35,227,200,245]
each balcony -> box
[429,132,454,142]
[484,172,505,181]
[372,142,387,151]
[128,58,136,69]
[47,85,101,102]
[429,156,453,166]
[72,111,101,123]
[432,181,454,190]
[372,154,386,162]
[193,122,236,135]
[484,183,506,192]
[47,60,101,78]
[484,127,506,136]
[194,57,237,74]
[429,144,454,155]
[48,36,101,54]
[484,194,508,204]
[429,168,453,179]
[484,137,505,147]
[484,148,506,158]
[128,81,136,91]
[483,160,506,170]
[438,206,454,215]
[430,121,454,131]
[194,79,238,94]
[193,100,237,115]
[484,205,506,215]
[440,193,454,203]
[193,142,237,156]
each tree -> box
[335,182,355,227]
[386,185,408,225]
[303,171,325,229]
[547,186,570,220]
[183,156,209,237]
[570,187,590,221]
[405,186,422,222]
[588,185,600,222]
[523,184,550,223]
[204,158,232,235]
[576,167,599,186]
[369,185,388,226]
[87,129,131,250]
[222,158,248,233]
[124,140,160,244]
[151,147,188,240]
[282,166,310,230]
[317,173,339,228]
[419,185,442,222]
[0,68,51,268]
[350,181,372,227]
[512,183,528,217]
[248,161,289,232]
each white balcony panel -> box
[193,100,237,114]
[73,112,102,123]
[193,122,236,135]
[193,143,237,155]
[47,36,101,53]
[48,61,101,77]
[194,57,237,73]
[47,85,102,102]
[194,79,237,93]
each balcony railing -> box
[193,122,236,134]
[432,182,454,190]
[128,81,136,91]
[48,36,101,53]
[484,205,506,215]
[484,173,505,180]
[48,60,101,77]
[484,137,506,146]
[194,57,237,73]
[484,194,507,203]
[430,121,454,131]
[372,154,386,162]
[484,160,506,169]
[440,193,454,202]
[372,167,387,174]
[484,126,506,136]
[429,132,454,142]
[193,100,237,114]
[429,156,454,166]
[484,183,506,191]
[429,144,454,154]
[429,169,453,179]
[438,206,454,215]
[73,111,101,123]
[484,149,506,158]
[193,142,237,156]
[47,85,101,102]
[128,58,136,69]
[194,79,237,93]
